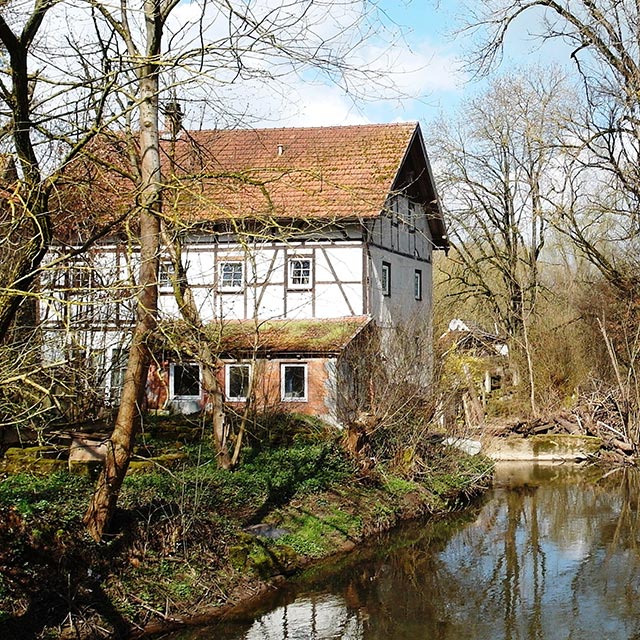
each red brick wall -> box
[223,357,336,421]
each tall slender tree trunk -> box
[84,58,162,540]
[160,225,232,468]
[0,15,52,343]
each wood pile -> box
[486,391,638,463]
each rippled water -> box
[165,463,640,640]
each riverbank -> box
[0,418,492,639]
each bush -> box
[119,441,354,518]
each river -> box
[162,463,640,639]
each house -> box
[39,122,448,423]
[439,319,513,427]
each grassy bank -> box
[0,419,492,639]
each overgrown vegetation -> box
[0,415,491,639]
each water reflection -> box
[171,464,640,640]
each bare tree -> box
[0,0,119,342]
[462,0,640,290]
[430,69,576,414]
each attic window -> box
[390,196,399,226]
[407,200,416,230]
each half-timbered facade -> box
[40,122,447,421]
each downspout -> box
[362,220,370,316]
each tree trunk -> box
[203,361,232,468]
[160,224,231,468]
[84,59,161,541]
[0,19,52,343]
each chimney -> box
[163,100,184,138]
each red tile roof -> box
[60,123,420,225]
[162,123,421,222]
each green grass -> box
[277,507,362,558]
[382,474,420,497]
[0,471,91,526]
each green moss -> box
[4,446,61,460]
[530,434,601,457]
[2,447,68,475]
[230,535,298,577]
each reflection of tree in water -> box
[336,467,640,640]
[186,468,640,640]
[203,592,364,639]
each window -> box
[159,261,174,289]
[219,261,243,291]
[288,258,312,289]
[70,266,93,290]
[226,363,251,401]
[63,260,96,291]
[389,196,399,226]
[172,363,201,398]
[407,200,416,230]
[381,262,391,297]
[109,348,128,403]
[414,269,422,300]
[281,363,307,401]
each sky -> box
[203,0,576,130]
[19,0,578,134]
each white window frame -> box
[219,260,244,291]
[281,363,308,402]
[170,362,202,399]
[225,363,251,402]
[69,263,94,291]
[381,261,391,297]
[288,257,312,290]
[414,269,422,300]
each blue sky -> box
[244,0,577,129]
[156,0,579,130]
[40,0,578,132]
[166,0,473,129]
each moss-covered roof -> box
[208,316,371,356]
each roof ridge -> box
[182,122,418,135]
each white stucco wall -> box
[367,195,434,327]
